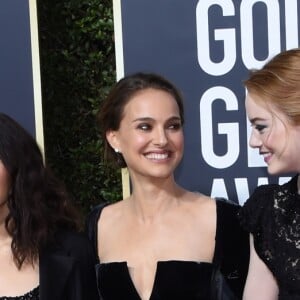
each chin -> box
[267,166,282,175]
[267,164,294,176]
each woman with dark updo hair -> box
[86,72,249,300]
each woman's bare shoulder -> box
[185,191,216,209]
[100,198,124,216]
[180,191,217,223]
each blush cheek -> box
[262,130,277,151]
[134,136,150,151]
[176,135,184,151]
[119,133,147,153]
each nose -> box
[249,129,262,149]
[153,127,168,147]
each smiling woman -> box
[238,48,300,300]
[106,88,184,181]
[245,93,300,175]
[86,72,250,300]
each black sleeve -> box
[54,230,100,300]
[214,199,250,299]
[237,184,275,234]
[85,202,110,263]
[73,233,100,300]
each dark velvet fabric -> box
[87,199,249,299]
[97,261,213,300]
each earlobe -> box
[106,130,120,151]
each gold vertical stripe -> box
[28,0,45,155]
[113,0,130,198]
[113,0,124,80]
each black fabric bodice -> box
[238,175,300,299]
[0,287,39,300]
[86,199,249,300]
[97,260,213,300]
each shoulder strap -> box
[213,198,249,299]
[213,198,238,265]
[85,202,110,262]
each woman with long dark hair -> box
[0,113,98,300]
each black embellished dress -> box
[238,175,300,299]
[0,287,39,300]
[86,199,249,300]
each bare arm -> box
[243,235,279,300]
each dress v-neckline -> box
[98,260,214,300]
[94,202,219,299]
[90,199,246,300]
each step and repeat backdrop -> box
[0,0,43,148]
[113,0,299,204]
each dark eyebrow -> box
[132,116,181,123]
[167,116,182,122]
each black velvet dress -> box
[86,199,249,300]
[238,175,300,299]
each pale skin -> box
[246,93,300,175]
[0,161,39,297]
[242,236,278,300]
[98,88,217,300]
[243,93,300,299]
